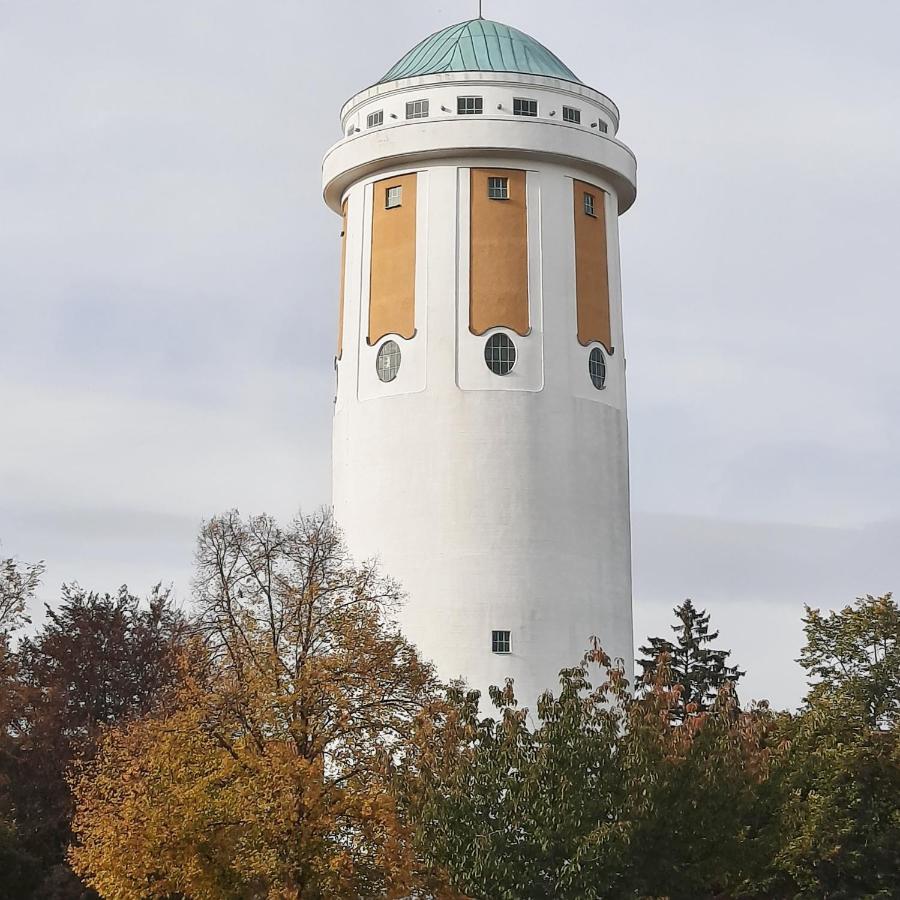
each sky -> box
[1,0,898,710]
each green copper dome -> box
[380,19,581,85]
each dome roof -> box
[379,18,581,85]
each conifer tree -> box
[638,599,744,722]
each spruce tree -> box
[638,599,744,722]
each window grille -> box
[406,99,430,119]
[562,106,581,123]
[484,333,517,376]
[367,110,384,128]
[492,630,511,654]
[457,96,483,115]
[376,340,401,383]
[513,97,538,117]
[386,186,402,209]
[487,176,509,200]
[583,192,596,217]
[589,347,607,390]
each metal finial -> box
[478,0,483,18]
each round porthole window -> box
[376,340,401,383]
[588,347,606,390]
[484,333,516,376]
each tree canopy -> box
[638,598,744,722]
[1,582,186,899]
[1,526,897,900]
[69,511,443,899]
[399,643,775,900]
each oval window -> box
[376,340,401,383]
[588,347,606,390]
[484,333,517,376]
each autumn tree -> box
[638,598,744,722]
[770,594,900,899]
[70,510,445,899]
[400,644,777,900]
[2,583,186,899]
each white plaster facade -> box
[322,63,638,709]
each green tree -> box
[772,594,900,900]
[798,593,899,729]
[2,583,186,899]
[638,598,744,722]
[400,644,776,900]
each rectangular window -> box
[513,97,538,117]
[367,110,384,128]
[406,99,430,120]
[583,192,596,217]
[487,176,509,200]
[562,106,581,124]
[598,120,609,133]
[385,185,402,209]
[457,96,483,115]
[491,630,511,654]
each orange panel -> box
[574,180,612,351]
[369,174,417,345]
[470,168,529,336]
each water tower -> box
[322,17,637,705]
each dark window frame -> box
[491,630,511,653]
[457,96,484,115]
[487,176,509,200]
[513,97,538,117]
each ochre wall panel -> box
[574,180,612,351]
[337,200,348,359]
[369,173,417,345]
[470,168,529,336]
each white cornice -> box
[341,71,620,129]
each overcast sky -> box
[1,0,898,710]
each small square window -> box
[386,186,402,209]
[406,99,429,120]
[457,96,483,115]
[583,192,596,217]
[492,630,511,654]
[562,106,581,124]
[598,120,609,134]
[487,176,509,200]
[367,110,384,128]
[513,98,538,117]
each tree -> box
[638,599,744,722]
[0,553,44,898]
[771,594,900,899]
[0,817,40,900]
[798,593,899,730]
[400,643,777,900]
[0,554,44,635]
[70,510,444,899]
[2,583,186,899]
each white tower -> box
[322,18,637,706]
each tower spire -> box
[478,0,483,19]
